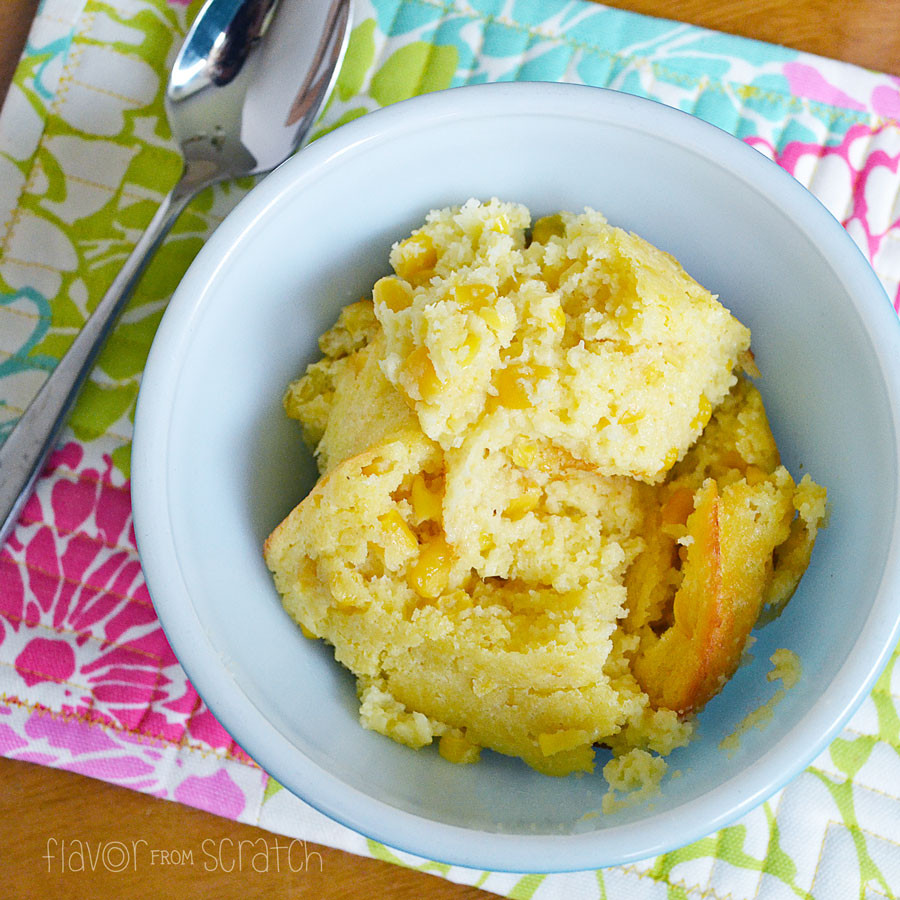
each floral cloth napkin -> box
[2,1,900,897]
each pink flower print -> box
[3,708,170,792]
[24,526,61,619]
[25,709,119,754]
[0,544,25,628]
[3,440,245,770]
[0,723,29,755]
[3,443,203,743]
[49,442,84,471]
[872,84,900,121]
[746,123,900,308]
[95,476,132,548]
[783,63,866,111]
[187,707,252,760]
[51,476,97,535]
[15,637,76,687]
[174,769,247,819]
[63,754,156,781]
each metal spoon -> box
[0,0,351,546]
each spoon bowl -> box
[169,0,351,195]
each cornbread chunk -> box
[601,748,668,813]
[374,199,751,482]
[266,199,827,789]
[719,649,802,754]
[625,378,825,713]
[441,415,649,591]
[264,428,690,776]
[284,301,414,473]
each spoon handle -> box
[0,184,192,547]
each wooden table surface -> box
[2,1,899,897]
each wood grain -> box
[1,758,489,900]
[0,0,39,101]
[599,0,900,76]
[2,1,899,898]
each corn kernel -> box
[408,537,453,599]
[501,274,524,294]
[439,730,481,764]
[493,365,531,409]
[490,214,510,234]
[531,213,565,244]
[454,283,496,309]
[663,447,680,470]
[299,623,318,640]
[690,395,713,432]
[538,728,590,757]
[334,595,365,612]
[298,557,318,586]
[615,304,638,330]
[661,487,695,526]
[745,465,769,486]
[442,588,473,613]
[361,456,391,476]
[332,571,369,610]
[548,305,566,331]
[618,409,642,426]
[457,331,480,366]
[503,492,540,520]
[379,510,418,554]
[373,276,412,313]
[509,437,537,469]
[401,346,441,401]
[394,233,437,281]
[540,262,565,291]
[411,473,443,524]
[477,307,503,332]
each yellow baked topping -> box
[265,199,826,790]
[374,199,751,481]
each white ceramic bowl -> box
[132,82,900,872]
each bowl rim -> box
[132,80,900,872]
